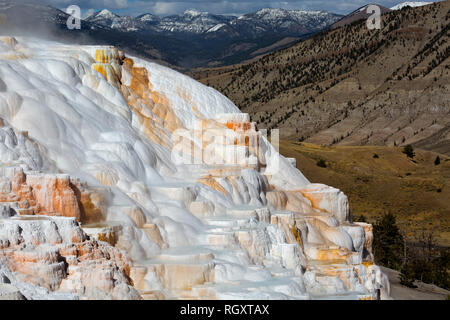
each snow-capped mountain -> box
[86,9,148,32]
[87,8,233,34]
[233,8,342,35]
[89,8,117,20]
[155,9,235,34]
[86,8,341,37]
[390,2,433,10]
[136,13,161,24]
[0,36,389,300]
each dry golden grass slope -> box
[279,140,450,246]
[191,1,450,155]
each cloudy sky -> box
[28,0,433,16]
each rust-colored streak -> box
[120,57,184,148]
[298,190,325,213]
[0,170,104,224]
[226,122,251,132]
[198,176,228,196]
[95,48,119,64]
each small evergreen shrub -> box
[434,156,441,166]
[402,145,415,159]
[316,159,327,168]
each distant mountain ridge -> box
[85,8,342,38]
[0,2,342,68]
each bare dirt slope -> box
[191,1,450,155]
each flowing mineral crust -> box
[0,37,389,300]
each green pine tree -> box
[400,263,417,288]
[434,156,441,166]
[316,159,327,168]
[402,145,415,159]
[373,212,405,270]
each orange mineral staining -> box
[0,168,104,223]
[120,58,184,148]
[225,122,251,132]
[362,261,374,268]
[93,64,108,80]
[90,53,185,148]
[315,248,352,264]
[26,174,81,222]
[198,176,228,195]
[95,48,119,64]
[298,190,325,212]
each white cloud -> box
[82,8,95,18]
[152,2,183,15]
[32,0,129,10]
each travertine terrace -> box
[0,37,389,300]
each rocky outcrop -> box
[0,215,140,300]
[0,166,104,224]
[26,174,81,221]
